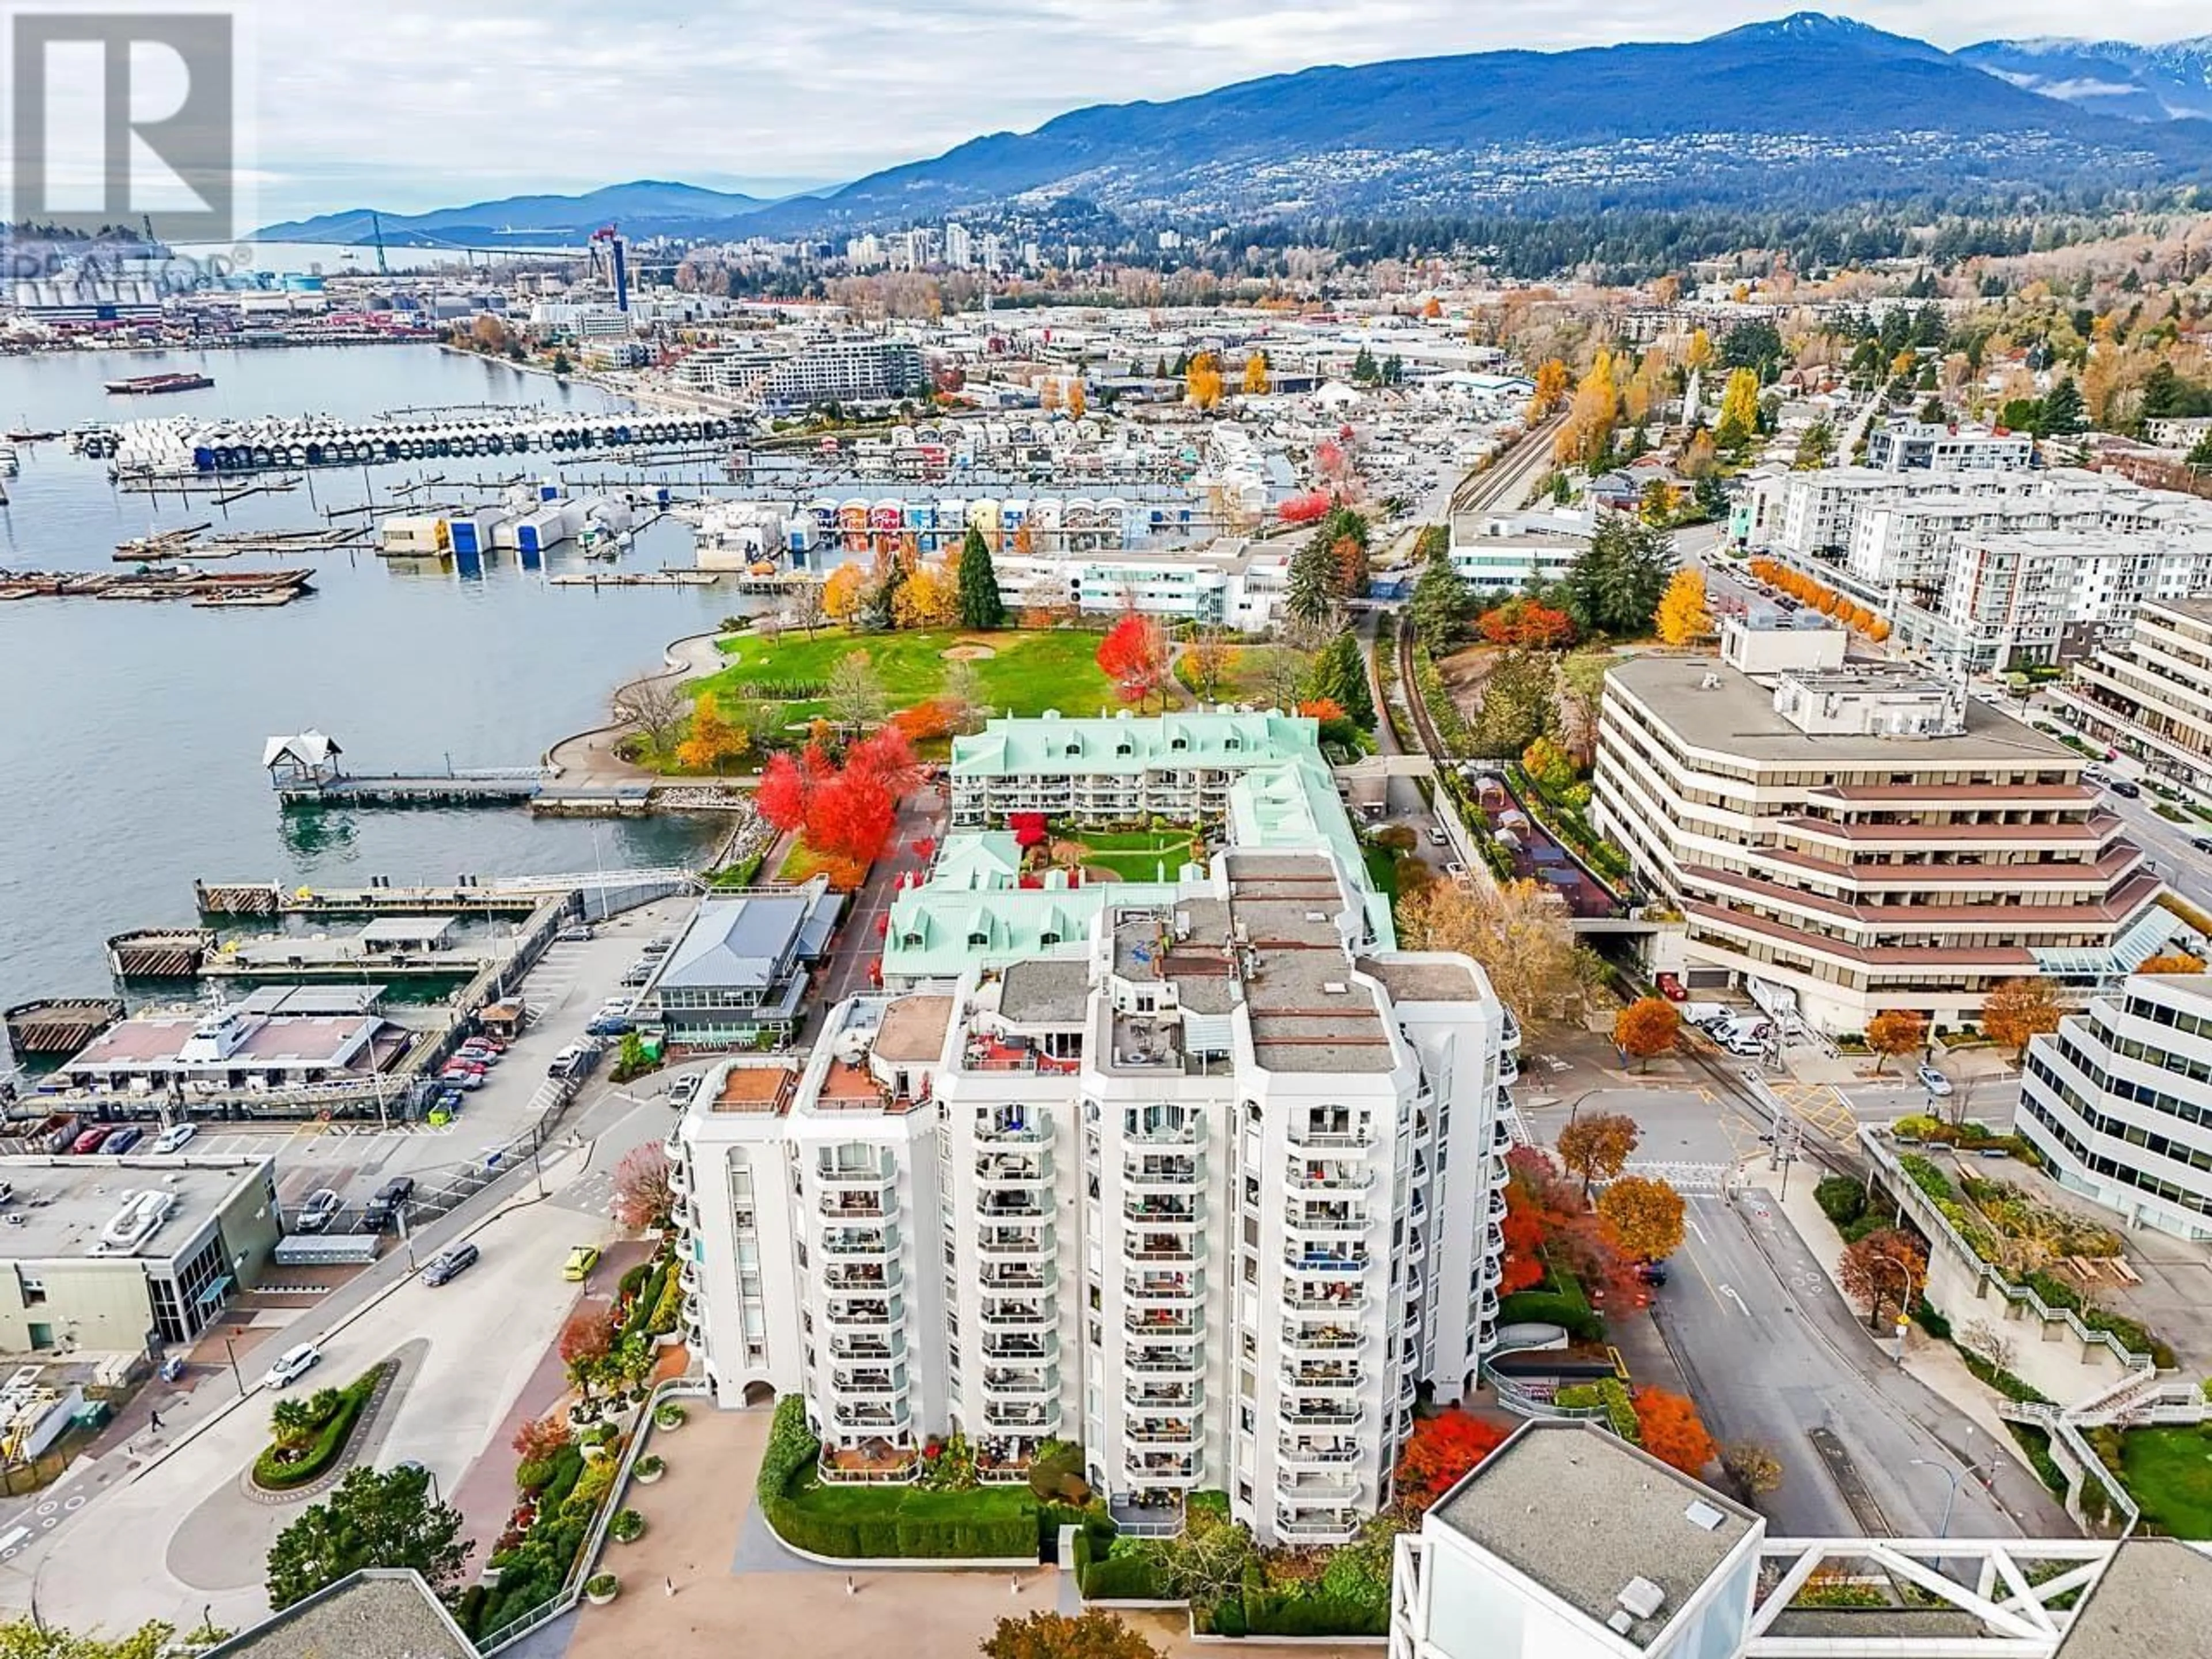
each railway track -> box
[1447,414,1566,516]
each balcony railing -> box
[1127,1419,1200,1447]
[830,1332,905,1362]
[820,1189,893,1219]
[1285,1209,1369,1237]
[980,1300,1055,1331]
[981,1400,1061,1434]
[1281,1400,1362,1427]
[1125,1453,1202,1485]
[980,1264,1050,1291]
[976,1153,1053,1188]
[1274,1510,1361,1541]
[823,1296,903,1327]
[828,1369,907,1400]
[1284,1284,1365,1313]
[977,1228,1055,1261]
[1124,1273,1204,1305]
[980,1334,1057,1363]
[830,1403,911,1433]
[1284,1247,1368,1275]
[1286,1122,1374,1151]
[1500,1013,1521,1051]
[1124,1233,1198,1264]
[1283,1363,1362,1390]
[1277,1438,1362,1467]
[818,1160,895,1188]
[976,1115,1052,1146]
[979,1193,1051,1222]
[1286,1161,1373,1192]
[1124,1308,1199,1337]
[980,1368,1059,1397]
[1282,1323,1363,1353]
[817,1448,918,1484]
[821,1262,901,1292]
[1125,1351,1202,1379]
[1124,1156,1202,1190]
[1123,1199,1202,1227]
[820,1228,898,1259]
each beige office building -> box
[2060,597,2212,796]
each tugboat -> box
[104,372,215,396]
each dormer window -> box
[968,930,989,947]
[1171,737,1187,751]
[1040,931,1060,946]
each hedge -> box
[1814,1176,1867,1230]
[251,1368,384,1490]
[1496,1291,1604,1343]
[1079,1538,1173,1600]
[1243,1590,1390,1638]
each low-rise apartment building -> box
[757,339,927,408]
[2058,597,2212,796]
[1865,419,2034,473]
[1592,619,2168,1033]
[2018,972,2212,1242]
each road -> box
[1526,1080,2071,1540]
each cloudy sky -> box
[210,0,2212,218]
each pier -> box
[262,730,737,817]
[193,867,701,920]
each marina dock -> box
[262,730,729,817]
[109,409,741,479]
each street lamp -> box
[1910,1457,1962,1540]
[222,1332,245,1396]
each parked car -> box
[564,1244,601,1281]
[2192,837,2212,855]
[363,1176,416,1230]
[457,1043,500,1065]
[548,1044,588,1078]
[1426,826,1448,847]
[101,1126,145,1154]
[586,1016,633,1039]
[151,1122,197,1154]
[642,935,674,956]
[440,1067,486,1092]
[262,1343,321,1389]
[620,964,653,987]
[1654,973,1685,1002]
[296,1188,342,1232]
[421,1242,479,1287]
[2108,778,2142,799]
[1917,1064,1955,1098]
[70,1126,113,1154]
[668,1074,701,1109]
[556,924,595,943]
[1634,1262,1671,1286]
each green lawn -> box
[694,626,1115,722]
[2120,1428,2212,1537]
[779,1467,1038,1528]
[1068,826,1198,881]
[1175,642,1300,705]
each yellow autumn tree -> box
[1654,569,1714,646]
[1242,351,1271,395]
[892,562,958,630]
[1527,358,1571,425]
[1715,368,1761,447]
[1555,351,1621,465]
[676,694,747,772]
[1683,328,1714,372]
[1186,353,1224,410]
[822,562,866,622]
[1067,378,1087,419]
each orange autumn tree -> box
[1393,1409,1512,1511]
[1633,1387,1717,1475]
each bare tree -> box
[1258,645,1311,715]
[1959,1319,2018,1377]
[612,678,689,756]
[790,577,828,639]
[826,650,888,736]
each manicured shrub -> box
[1815,1175,1868,1229]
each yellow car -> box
[563,1245,601,1281]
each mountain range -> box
[256,181,772,248]
[256,15,2212,244]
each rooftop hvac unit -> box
[1699,672,1721,690]
[1616,1577,1667,1621]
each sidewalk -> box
[1768,1169,2070,1518]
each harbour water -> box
[0,344,738,1019]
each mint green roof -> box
[951,710,1323,777]
[884,713,1391,980]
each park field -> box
[690,626,1116,723]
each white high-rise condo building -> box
[666,715,1516,1544]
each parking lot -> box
[181,894,701,1229]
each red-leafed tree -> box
[611,1145,675,1232]
[1502,1144,1637,1306]
[512,1413,571,1462]
[1097,612,1169,711]
[1010,812,1050,848]
[756,750,811,831]
[1393,1409,1512,1511]
[846,726,919,794]
[558,1309,612,1396]
[1499,1185,1549,1294]
[1633,1387,1718,1475]
[1278,491,1331,524]
[1478,600,1579,650]
[805,770,897,871]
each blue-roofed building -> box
[641,877,841,1047]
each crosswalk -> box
[1622,1159,1732,1193]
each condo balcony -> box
[976,1150,1054,1188]
[818,1152,898,1188]
[980,1366,1059,1400]
[1283,1281,1366,1313]
[1283,1245,1368,1275]
[1281,1321,1364,1354]
[976,1108,1052,1146]
[1124,1305,1199,1338]
[980,1262,1050,1291]
[979,1298,1055,1332]
[820,1185,894,1220]
[666,1160,691,1199]
[1124,1350,1203,1382]
[977,1226,1055,1262]
[1500,1011,1521,1052]
[677,1260,700,1300]
[823,1294,904,1328]
[821,1260,901,1294]
[1274,1507,1362,1543]
[829,1400,911,1435]
[1123,1106,1200,1146]
[830,1330,905,1363]
[1282,1361,1362,1391]
[820,1226,899,1260]
[1488,1191,1509,1224]
[1124,1271,1204,1307]
[1277,1437,1363,1469]
[1125,1450,1202,1486]
[1126,1417,1200,1448]
[1284,1206,1369,1238]
[980,1400,1062,1436]
[980,1331,1058,1365]
[1286,1116,1375,1152]
[1280,1471,1366,1503]
[1286,1158,1373,1192]
[1124,1230,1198,1264]
[979,1190,1051,1222]
[1123,1196,1202,1228]
[1124,1154,1203,1191]
[817,1441,918,1484]
[1281,1398,1363,1429]
[671,1194,699,1233]
[828,1366,908,1402]
[1491,1118,1514,1156]
[1124,1376,1203,1412]
[1498,1052,1519,1086]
